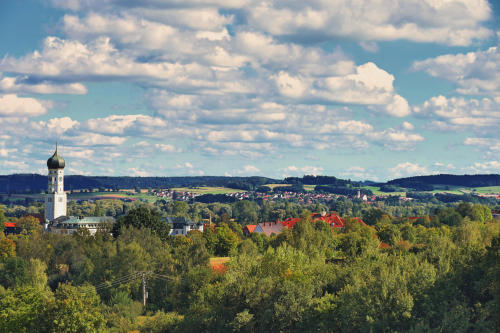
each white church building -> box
[44,144,114,235]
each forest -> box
[0,196,499,332]
[0,175,278,193]
[3,173,500,194]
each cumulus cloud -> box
[340,166,379,181]
[127,167,149,177]
[0,74,87,95]
[467,161,500,173]
[0,94,49,117]
[246,0,492,46]
[235,165,260,175]
[414,95,500,135]
[464,137,500,155]
[389,162,429,178]
[83,114,167,135]
[412,42,500,97]
[282,165,324,177]
[0,36,235,92]
[273,62,409,116]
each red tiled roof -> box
[243,224,257,233]
[4,222,17,228]
[281,217,301,229]
[258,221,283,236]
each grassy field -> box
[264,184,316,191]
[470,186,500,194]
[170,187,245,194]
[264,183,290,190]
[69,191,160,202]
[209,257,230,265]
[360,186,407,197]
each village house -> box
[164,216,204,236]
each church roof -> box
[47,144,65,169]
[51,216,114,228]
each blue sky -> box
[0,0,499,180]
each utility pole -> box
[142,272,147,307]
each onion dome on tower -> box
[47,143,65,169]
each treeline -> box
[387,173,500,188]
[0,203,499,331]
[0,175,278,193]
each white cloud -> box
[414,95,500,134]
[464,137,500,152]
[467,161,500,173]
[368,129,424,151]
[154,144,181,153]
[273,62,410,117]
[413,43,500,97]
[0,147,17,157]
[340,166,379,181]
[282,165,324,177]
[83,114,166,135]
[389,162,429,178]
[0,74,87,95]
[127,167,149,177]
[0,94,48,117]
[0,36,229,92]
[247,0,492,46]
[235,165,260,175]
[401,121,414,131]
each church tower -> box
[45,144,67,221]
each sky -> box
[0,0,499,180]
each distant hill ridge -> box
[0,174,279,193]
[386,174,500,187]
[1,173,499,194]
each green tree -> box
[112,207,169,241]
[0,285,53,332]
[17,216,42,235]
[437,207,463,226]
[48,283,105,332]
[0,237,16,260]
[362,208,386,225]
[215,223,239,256]
[0,257,29,289]
[172,201,189,217]
[233,200,258,224]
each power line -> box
[92,270,180,307]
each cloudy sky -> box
[0,0,499,180]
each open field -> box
[264,183,290,189]
[170,186,245,194]
[210,257,230,274]
[69,191,160,202]
[264,184,316,191]
[471,186,500,194]
[361,186,407,197]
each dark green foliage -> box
[0,174,279,194]
[0,257,29,289]
[436,207,464,226]
[362,208,386,225]
[232,200,258,224]
[112,206,170,240]
[387,173,500,188]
